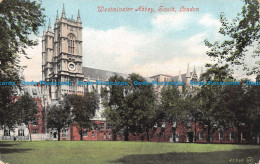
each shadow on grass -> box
[113,148,260,164]
[0,148,32,154]
[0,143,19,147]
[0,142,32,154]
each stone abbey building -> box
[1,5,259,144]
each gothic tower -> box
[191,66,198,82]
[186,63,191,86]
[42,5,84,104]
[178,71,183,93]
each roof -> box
[82,67,128,81]
[150,74,172,78]
[82,67,195,84]
[171,72,193,85]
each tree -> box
[104,73,158,141]
[204,0,260,75]
[14,92,38,141]
[0,0,45,128]
[161,85,199,142]
[202,1,260,141]
[216,81,259,143]
[68,93,99,141]
[47,104,71,141]
[161,86,183,142]
[126,73,158,141]
[195,84,222,143]
[103,75,128,140]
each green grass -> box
[0,141,259,164]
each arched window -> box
[68,34,75,54]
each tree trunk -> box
[173,128,176,142]
[207,122,211,143]
[26,124,32,141]
[112,129,117,141]
[124,128,129,141]
[57,129,61,141]
[237,125,241,144]
[80,129,83,141]
[146,128,150,142]
[70,125,73,141]
[194,120,197,143]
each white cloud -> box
[21,14,222,81]
[20,39,42,81]
[83,27,155,70]
[182,33,209,56]
[199,13,220,28]
[152,13,190,32]
[82,26,209,77]
[130,57,208,77]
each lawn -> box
[0,141,259,164]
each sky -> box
[21,0,250,81]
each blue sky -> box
[22,0,248,81]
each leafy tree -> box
[0,0,45,128]
[47,104,71,141]
[161,86,184,142]
[126,73,158,141]
[202,1,260,140]
[14,92,38,141]
[68,93,99,141]
[195,77,259,143]
[161,85,199,142]
[217,82,259,143]
[104,73,158,141]
[103,75,128,140]
[204,0,260,75]
[195,85,222,143]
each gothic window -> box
[32,88,37,95]
[4,130,10,136]
[18,129,24,136]
[106,122,111,129]
[199,132,203,140]
[33,121,38,126]
[62,129,68,137]
[219,131,224,140]
[230,132,234,140]
[68,34,75,54]
[33,129,38,134]
[99,123,104,130]
[83,130,88,137]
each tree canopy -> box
[0,0,45,128]
[204,0,260,76]
[104,73,158,141]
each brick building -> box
[0,85,48,140]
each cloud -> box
[20,39,42,81]
[82,26,209,77]
[82,27,154,70]
[152,13,190,32]
[21,13,221,81]
[182,33,209,56]
[130,57,208,77]
[199,13,220,28]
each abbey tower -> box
[42,5,84,105]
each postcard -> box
[0,0,260,163]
